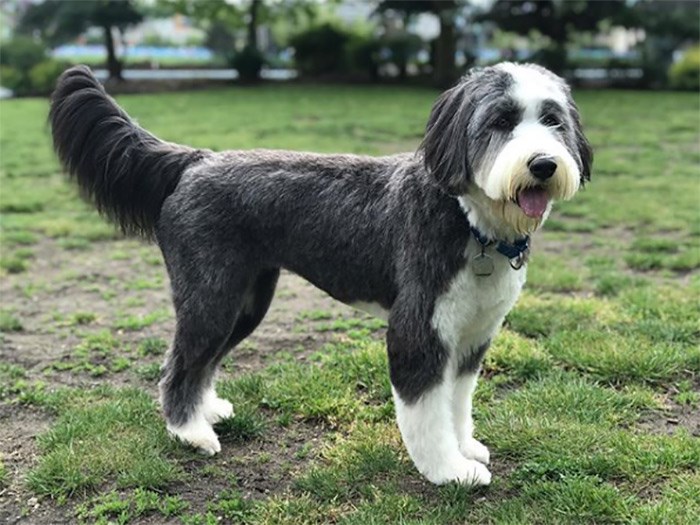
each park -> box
[1,1,699,524]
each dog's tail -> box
[50,65,206,238]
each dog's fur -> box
[50,63,592,486]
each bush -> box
[29,60,70,95]
[347,34,381,80]
[669,46,700,91]
[291,23,350,76]
[0,66,24,92]
[231,45,264,82]
[382,31,422,79]
[0,36,47,71]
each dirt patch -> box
[1,238,376,385]
[0,405,64,525]
[637,403,700,438]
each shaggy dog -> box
[50,63,592,486]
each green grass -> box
[46,330,134,377]
[0,309,23,332]
[1,86,699,523]
[76,488,189,525]
[113,309,170,331]
[0,456,6,487]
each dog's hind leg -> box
[159,266,279,455]
[200,268,280,426]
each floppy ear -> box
[419,83,472,195]
[570,103,593,183]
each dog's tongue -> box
[518,187,549,218]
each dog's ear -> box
[571,103,593,183]
[419,83,472,195]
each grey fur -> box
[457,340,491,376]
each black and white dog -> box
[50,63,592,486]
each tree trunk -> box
[247,0,260,50]
[103,25,122,81]
[434,10,456,88]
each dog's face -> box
[420,62,593,235]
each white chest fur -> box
[431,242,526,355]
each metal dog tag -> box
[472,253,494,276]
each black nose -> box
[528,157,557,180]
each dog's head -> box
[419,62,592,235]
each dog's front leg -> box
[453,371,490,465]
[387,312,491,486]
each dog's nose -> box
[528,157,557,180]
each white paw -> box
[423,456,492,486]
[203,393,234,425]
[459,437,490,465]
[167,415,221,455]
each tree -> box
[378,0,461,88]
[616,0,700,86]
[169,0,319,82]
[481,0,626,73]
[19,0,143,81]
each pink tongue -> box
[518,188,549,218]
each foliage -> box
[29,60,71,95]
[0,37,67,95]
[347,34,382,80]
[610,0,700,87]
[204,20,237,59]
[0,66,24,93]
[377,0,460,86]
[620,0,700,42]
[19,0,142,80]
[482,0,627,72]
[19,0,142,45]
[169,0,321,81]
[669,46,700,90]
[231,45,265,82]
[382,31,423,79]
[290,23,350,76]
[0,36,47,72]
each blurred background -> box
[1,0,698,97]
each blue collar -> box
[470,227,530,267]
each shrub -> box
[0,36,47,71]
[291,23,350,76]
[0,66,24,91]
[29,60,70,95]
[231,45,264,83]
[382,31,422,79]
[669,46,700,91]
[347,34,381,80]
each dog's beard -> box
[474,129,580,235]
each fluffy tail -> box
[50,65,206,238]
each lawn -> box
[0,84,699,524]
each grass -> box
[0,85,698,524]
[0,309,23,332]
[26,387,182,501]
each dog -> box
[49,63,592,486]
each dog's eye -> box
[493,117,512,131]
[541,114,560,127]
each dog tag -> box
[472,253,494,276]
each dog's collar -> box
[470,227,530,270]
